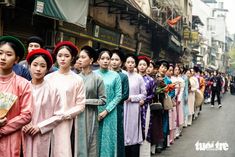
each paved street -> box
[153,93,235,157]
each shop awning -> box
[34,0,89,28]
[192,15,204,26]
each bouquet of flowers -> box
[0,92,18,118]
[156,83,176,94]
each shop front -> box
[119,34,137,55]
[92,24,120,50]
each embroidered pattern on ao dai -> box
[95,69,122,157]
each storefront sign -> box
[191,31,199,42]
[93,25,120,44]
[183,27,191,40]
[120,34,137,52]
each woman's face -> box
[56,48,72,69]
[166,66,173,76]
[29,56,47,81]
[186,70,191,77]
[137,60,148,74]
[98,51,110,69]
[125,57,136,72]
[174,66,180,76]
[159,64,167,75]
[0,43,18,72]
[146,63,154,75]
[78,50,93,68]
[110,53,122,70]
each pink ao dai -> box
[24,80,62,157]
[45,71,85,157]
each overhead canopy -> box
[34,0,89,28]
[192,15,204,26]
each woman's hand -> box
[23,124,40,136]
[22,123,33,134]
[98,110,108,121]
[139,100,144,106]
[0,117,7,127]
[28,126,40,136]
[125,97,131,104]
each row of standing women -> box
[0,35,204,157]
[0,36,86,157]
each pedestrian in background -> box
[210,70,222,108]
[19,36,44,69]
[12,36,43,81]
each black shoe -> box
[156,147,162,154]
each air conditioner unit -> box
[0,0,15,7]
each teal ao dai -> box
[116,70,129,157]
[95,69,122,157]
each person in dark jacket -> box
[19,36,44,69]
[13,36,44,80]
[13,63,31,80]
[210,70,222,108]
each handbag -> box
[163,93,173,110]
[194,89,204,107]
[150,102,163,111]
[150,94,163,111]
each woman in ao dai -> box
[95,48,122,157]
[23,48,63,157]
[124,54,147,157]
[76,46,106,157]
[0,36,32,157]
[45,41,85,157]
